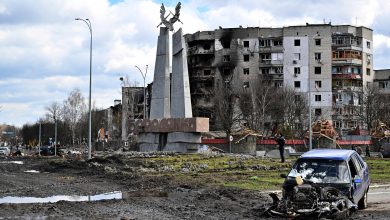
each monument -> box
[129,2,209,152]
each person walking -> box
[276,133,286,163]
[365,145,371,157]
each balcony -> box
[187,47,214,56]
[332,74,362,79]
[260,59,283,66]
[259,45,284,53]
[332,59,362,65]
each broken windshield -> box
[288,159,350,184]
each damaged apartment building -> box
[184,23,373,134]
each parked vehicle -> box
[0,147,10,156]
[268,149,370,218]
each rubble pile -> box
[311,120,338,138]
[371,119,390,139]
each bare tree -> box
[252,78,278,135]
[62,89,86,147]
[357,84,380,131]
[213,81,242,138]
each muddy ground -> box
[0,152,389,220]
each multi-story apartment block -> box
[184,23,373,133]
[331,26,373,134]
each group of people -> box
[351,144,372,157]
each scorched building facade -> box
[184,23,373,134]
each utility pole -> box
[75,18,93,159]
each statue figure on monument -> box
[157,2,182,31]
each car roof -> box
[300,149,356,160]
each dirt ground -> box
[0,152,389,220]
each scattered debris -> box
[266,185,356,219]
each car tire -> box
[358,191,368,209]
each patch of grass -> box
[138,155,390,191]
[366,158,390,184]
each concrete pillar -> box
[121,88,128,141]
[150,27,171,119]
[171,28,192,118]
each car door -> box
[349,153,365,202]
[353,154,370,192]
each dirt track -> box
[0,154,389,219]
[0,155,271,219]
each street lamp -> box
[135,65,148,119]
[75,18,93,159]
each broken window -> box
[315,108,322,116]
[243,68,249,75]
[336,80,342,87]
[315,39,321,46]
[203,69,211,76]
[348,158,358,178]
[220,38,231,48]
[315,66,321,74]
[366,41,371,49]
[315,95,321,102]
[366,68,371,76]
[243,54,250,62]
[275,67,283,74]
[275,81,283,88]
[294,39,300,46]
[243,81,250,88]
[273,39,283,46]
[379,82,388,88]
[260,39,271,47]
[315,80,322,88]
[315,53,321,61]
[223,55,230,62]
[223,68,231,75]
[243,40,249,47]
[294,53,301,60]
[261,68,270,74]
[367,54,371,64]
[294,67,300,75]
[260,54,271,63]
[294,81,301,88]
[203,43,211,50]
[289,159,350,184]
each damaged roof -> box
[300,149,355,160]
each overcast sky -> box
[1,0,390,127]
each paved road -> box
[368,185,390,204]
[353,184,390,219]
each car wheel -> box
[358,191,368,209]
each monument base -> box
[138,132,202,153]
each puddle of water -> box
[24,170,40,173]
[0,161,24,165]
[0,191,122,204]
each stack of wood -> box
[310,120,338,139]
[371,119,390,139]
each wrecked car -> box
[267,149,369,219]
